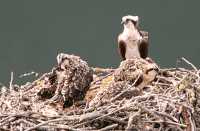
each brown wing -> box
[139,30,149,58]
[118,38,126,60]
[140,30,148,38]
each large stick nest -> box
[0,54,200,131]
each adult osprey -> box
[118,15,149,60]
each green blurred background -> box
[0,0,199,85]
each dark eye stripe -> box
[126,19,137,25]
[131,20,137,25]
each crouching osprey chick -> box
[55,53,93,107]
[38,53,93,108]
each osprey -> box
[118,15,149,60]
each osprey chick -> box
[118,15,149,60]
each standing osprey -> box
[118,15,149,60]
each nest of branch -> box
[0,55,200,131]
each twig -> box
[22,72,52,92]
[25,116,80,131]
[126,109,141,130]
[111,74,141,102]
[181,57,198,72]
[139,105,179,123]
[92,67,115,74]
[73,102,131,128]
[91,72,114,86]
[105,116,127,125]
[99,124,118,131]
[79,110,104,121]
[19,71,39,78]
[11,119,36,127]
[144,120,187,128]
[0,117,16,127]
[110,84,134,102]
[181,106,196,131]
[20,123,23,131]
[9,72,14,91]
[0,128,10,131]
[47,123,81,131]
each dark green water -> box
[0,0,200,84]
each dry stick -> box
[197,69,200,83]
[23,72,52,92]
[156,76,173,83]
[73,102,131,128]
[94,100,137,122]
[160,68,177,72]
[0,117,16,127]
[152,110,179,123]
[92,67,115,74]
[0,114,21,126]
[129,93,157,102]
[154,82,171,86]
[75,106,114,127]
[11,119,36,127]
[90,72,114,87]
[25,116,80,131]
[139,105,179,123]
[144,120,187,128]
[141,93,191,111]
[20,123,23,131]
[78,127,95,130]
[99,124,118,131]
[0,114,9,117]
[181,57,198,72]
[189,114,196,131]
[105,116,127,125]
[72,120,90,128]
[181,106,196,131]
[126,109,141,131]
[26,125,51,131]
[159,97,193,112]
[111,85,136,102]
[165,126,184,131]
[3,112,39,119]
[9,72,14,91]
[19,71,38,78]
[46,123,82,131]
[79,110,104,121]
[0,128,9,131]
[111,74,141,102]
[0,112,38,127]
[0,116,11,123]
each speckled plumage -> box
[38,53,93,108]
[55,53,93,107]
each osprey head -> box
[121,15,139,27]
